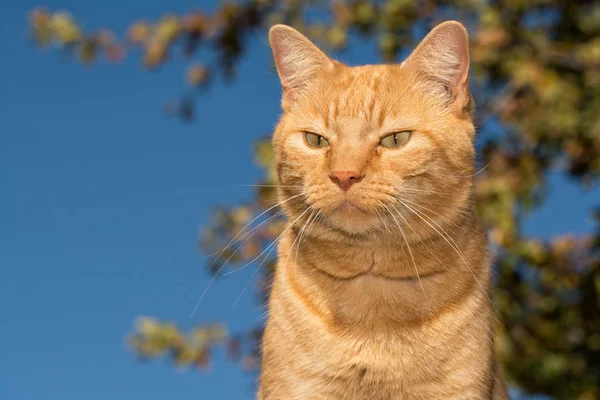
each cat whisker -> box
[290,210,316,282]
[379,200,445,275]
[227,207,312,313]
[398,197,463,229]
[224,207,312,277]
[375,208,392,234]
[256,187,329,205]
[465,160,492,177]
[394,186,446,196]
[212,210,284,259]
[257,306,270,322]
[383,204,425,295]
[299,210,321,256]
[400,199,503,324]
[216,210,285,271]
[190,194,307,320]
[395,198,497,314]
[189,209,287,321]
[204,192,305,260]
[396,198,471,272]
[229,241,277,315]
[233,184,305,188]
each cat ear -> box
[402,21,471,112]
[269,25,334,106]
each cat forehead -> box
[295,64,422,128]
[328,64,399,97]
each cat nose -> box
[329,170,363,192]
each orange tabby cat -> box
[259,21,509,400]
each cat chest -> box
[287,332,490,399]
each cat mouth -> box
[314,198,380,234]
[335,200,369,214]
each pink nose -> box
[329,170,363,192]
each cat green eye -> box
[380,131,411,148]
[305,132,329,148]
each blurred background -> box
[2,1,599,399]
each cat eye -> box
[304,132,329,148]
[380,131,411,148]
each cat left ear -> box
[402,21,472,113]
[269,25,334,107]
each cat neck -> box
[275,208,491,330]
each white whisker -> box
[229,242,276,315]
[189,210,287,321]
[227,207,312,313]
[285,211,314,282]
[467,160,492,177]
[190,194,307,320]
[384,204,425,294]
[399,197,462,228]
[395,197,496,311]
[232,184,305,188]
[293,210,319,281]
[205,192,305,261]
[224,207,312,277]
[395,186,446,196]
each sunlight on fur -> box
[258,21,509,400]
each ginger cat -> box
[259,21,509,400]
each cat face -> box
[270,23,476,236]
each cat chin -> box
[338,200,369,214]
[323,208,382,235]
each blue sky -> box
[0,1,597,400]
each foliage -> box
[29,1,600,398]
[129,317,224,369]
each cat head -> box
[269,22,476,237]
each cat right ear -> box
[269,25,333,107]
[402,21,472,114]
